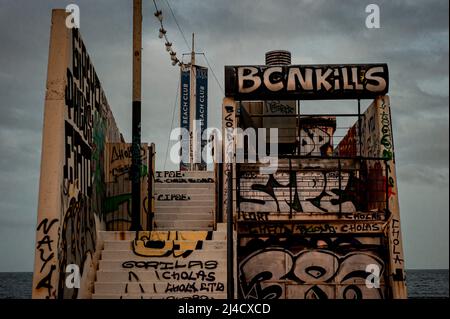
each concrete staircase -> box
[153,171,216,230]
[92,224,228,299]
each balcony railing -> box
[234,157,391,218]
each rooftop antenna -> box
[191,33,195,66]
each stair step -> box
[156,200,214,207]
[99,259,227,271]
[92,293,226,299]
[154,181,215,185]
[96,271,227,283]
[154,226,214,231]
[155,188,214,194]
[154,213,213,221]
[135,230,225,241]
[99,231,227,241]
[101,250,227,261]
[155,177,214,183]
[155,194,214,200]
[155,183,214,189]
[99,231,138,241]
[153,227,214,232]
[103,240,226,251]
[155,206,214,214]
[154,221,214,229]
[94,282,226,295]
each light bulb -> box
[154,10,163,22]
[158,28,166,39]
[165,42,172,52]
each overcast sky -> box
[0,0,448,271]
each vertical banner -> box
[195,66,208,170]
[180,68,190,171]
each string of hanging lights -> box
[153,0,184,67]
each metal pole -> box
[385,160,389,212]
[226,167,234,299]
[191,33,195,66]
[338,159,342,215]
[148,144,155,230]
[131,0,142,231]
[358,99,362,157]
[217,163,223,223]
[289,158,293,219]
[297,100,301,155]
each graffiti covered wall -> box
[32,10,122,299]
[236,159,388,299]
[239,240,386,299]
[337,96,406,297]
[105,143,151,231]
[236,95,406,299]
[299,117,336,157]
[222,98,237,222]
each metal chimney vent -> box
[265,50,291,65]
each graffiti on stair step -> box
[164,282,225,294]
[115,281,225,298]
[121,271,145,299]
[165,295,218,299]
[156,177,214,183]
[133,239,204,258]
[155,171,214,183]
[118,260,224,297]
[122,260,218,270]
[156,194,190,201]
[239,248,385,299]
[132,231,213,257]
[155,269,217,282]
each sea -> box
[0,270,448,299]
